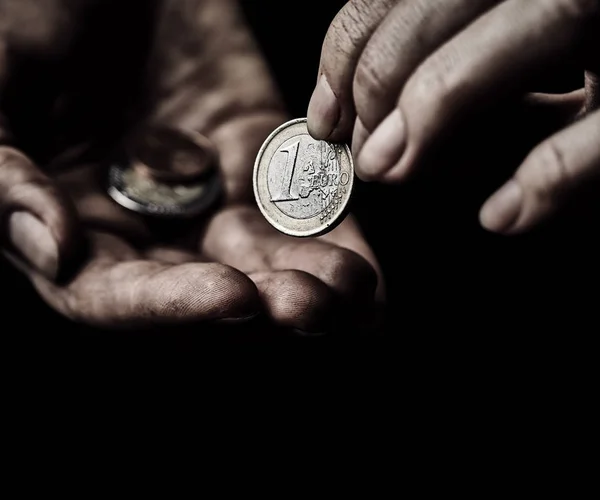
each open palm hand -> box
[0,0,383,333]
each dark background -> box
[2,0,598,363]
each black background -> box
[2,0,598,365]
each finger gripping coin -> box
[253,118,354,237]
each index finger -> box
[307,0,397,142]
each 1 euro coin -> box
[253,118,354,237]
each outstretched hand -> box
[0,0,383,333]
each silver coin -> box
[107,126,222,218]
[253,118,354,237]
[107,162,222,218]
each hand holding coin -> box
[0,0,383,333]
[308,0,600,236]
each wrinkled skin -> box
[0,0,383,333]
[308,0,600,235]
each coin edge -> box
[108,163,223,218]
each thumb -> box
[0,146,84,282]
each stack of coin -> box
[253,118,354,237]
[108,126,222,218]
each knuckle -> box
[326,11,366,58]
[325,0,394,56]
[5,182,43,205]
[353,45,402,128]
[2,174,56,208]
[354,49,394,104]
[523,139,572,202]
[404,50,461,108]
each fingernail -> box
[357,109,406,180]
[307,74,340,140]
[479,180,523,233]
[351,118,369,159]
[7,211,59,280]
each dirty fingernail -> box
[307,74,340,140]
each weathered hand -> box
[0,0,382,333]
[308,0,600,234]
